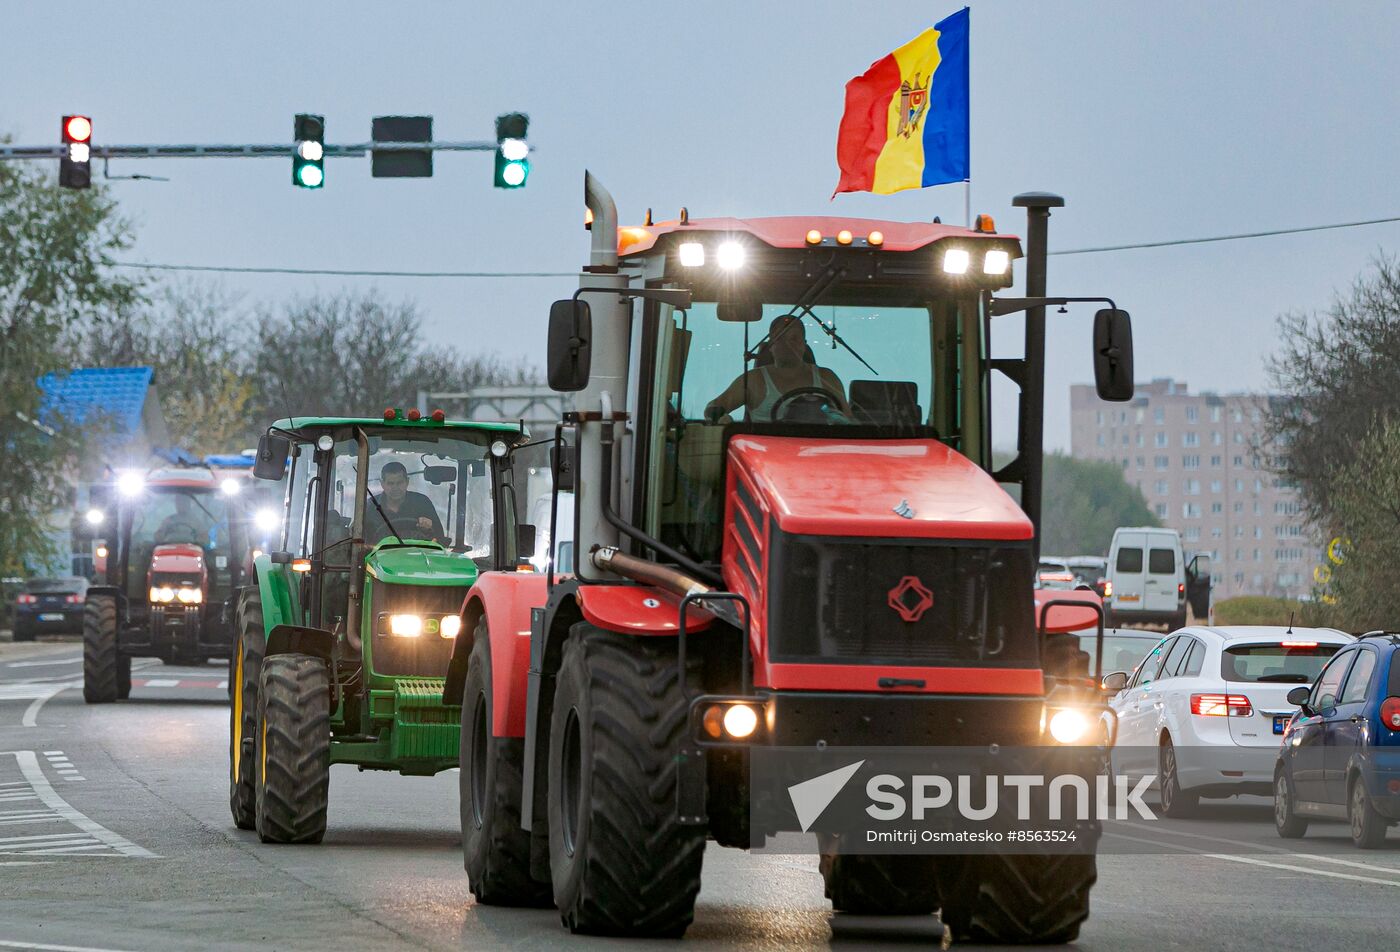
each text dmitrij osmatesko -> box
[864,774,1158,821]
[867,829,1081,844]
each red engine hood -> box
[149,543,205,577]
[727,436,1032,541]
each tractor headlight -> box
[440,615,461,638]
[942,248,970,274]
[149,586,176,604]
[1047,708,1090,744]
[983,249,1010,275]
[254,508,280,533]
[388,614,423,637]
[176,587,202,605]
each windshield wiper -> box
[743,264,879,376]
[365,488,407,547]
[788,302,879,376]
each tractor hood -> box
[364,544,479,587]
[727,436,1033,541]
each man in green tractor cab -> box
[229,411,528,844]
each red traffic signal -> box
[60,115,92,190]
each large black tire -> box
[82,595,121,704]
[818,835,940,915]
[1158,737,1198,818]
[255,653,331,844]
[461,620,552,906]
[229,590,265,830]
[938,851,1097,944]
[547,623,705,937]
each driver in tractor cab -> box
[365,460,445,543]
[155,493,211,545]
[704,314,851,423]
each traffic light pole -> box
[0,141,501,161]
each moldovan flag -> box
[834,8,969,196]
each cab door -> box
[1325,647,1378,804]
[1144,538,1179,615]
[1293,650,1355,803]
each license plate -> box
[1118,594,1140,603]
[38,613,63,621]
[1273,715,1290,734]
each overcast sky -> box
[5,0,1398,448]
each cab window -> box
[1339,649,1378,705]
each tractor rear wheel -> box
[937,851,1097,944]
[818,835,940,915]
[461,620,551,906]
[229,590,265,830]
[255,653,330,844]
[82,595,121,704]
[547,623,705,937]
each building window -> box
[1155,503,1168,519]
[1185,527,1201,541]
[1096,434,1105,447]
[1135,408,1144,423]
[1122,433,1130,445]
[1254,479,1263,493]
[1210,406,1222,422]
[1234,478,1244,492]
[1209,480,1222,493]
[1211,527,1222,538]
[1253,524,1262,537]
[1211,502,1223,514]
[1234,548,1243,560]
[1155,455,1170,470]
[1136,432,1144,447]
[1184,479,1201,495]
[1185,406,1199,423]
[1154,407,1165,424]
[1233,432,1245,444]
[1122,459,1130,470]
[1155,431,1168,447]
[1183,455,1200,469]
[1182,503,1202,518]
[1183,432,1199,447]
[1136,456,1145,470]
[1210,455,1222,467]
[1233,455,1244,466]
[1233,502,1243,513]
[1253,549,1260,561]
[1155,480,1169,495]
[1234,525,1244,537]
[1233,408,1244,423]
[1211,431,1222,445]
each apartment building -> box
[1069,378,1316,599]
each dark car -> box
[1274,632,1400,847]
[12,576,87,641]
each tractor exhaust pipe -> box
[591,545,743,630]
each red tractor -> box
[83,466,250,701]
[444,174,1132,941]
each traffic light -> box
[494,113,529,189]
[60,115,92,189]
[293,113,325,188]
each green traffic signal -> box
[494,112,529,189]
[293,113,325,189]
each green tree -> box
[1040,452,1160,555]
[0,159,142,575]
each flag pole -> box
[964,180,971,228]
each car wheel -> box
[1348,775,1386,849]
[1273,771,1308,839]
[1158,737,1198,818]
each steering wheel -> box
[383,515,445,544]
[770,386,845,423]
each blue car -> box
[1274,632,1400,847]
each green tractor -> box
[229,410,527,843]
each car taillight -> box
[1100,579,1113,597]
[1380,697,1400,731]
[1178,583,1185,596]
[1191,693,1253,716]
[16,594,36,604]
[65,594,83,604]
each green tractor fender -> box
[252,555,300,640]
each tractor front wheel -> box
[461,620,551,906]
[255,653,330,844]
[82,595,124,704]
[547,623,705,937]
[229,590,265,830]
[818,835,940,915]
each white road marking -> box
[1106,829,1400,888]
[139,679,179,688]
[0,751,156,858]
[0,940,142,952]
[217,680,228,690]
[1112,817,1400,878]
[5,658,82,668]
[22,685,69,728]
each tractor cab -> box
[229,411,529,843]
[82,466,249,702]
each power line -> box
[108,212,1400,278]
[110,262,574,278]
[1052,214,1400,256]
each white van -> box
[1106,527,1189,629]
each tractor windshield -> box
[317,430,496,558]
[125,488,233,601]
[641,293,986,562]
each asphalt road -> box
[1,635,1398,951]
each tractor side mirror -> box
[1092,308,1135,402]
[1100,671,1130,693]
[516,524,537,560]
[253,434,290,481]
[551,443,575,492]
[547,299,592,392]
